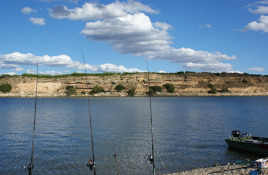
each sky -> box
[1,0,268,75]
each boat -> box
[225,130,268,156]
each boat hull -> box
[225,139,268,156]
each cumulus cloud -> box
[246,67,265,72]
[4,72,17,76]
[248,1,268,14]
[29,17,46,25]
[183,62,233,73]
[40,70,63,75]
[15,67,24,71]
[49,0,157,20]
[244,15,268,33]
[249,6,268,14]
[49,0,237,73]
[21,7,36,14]
[158,70,166,73]
[0,52,143,73]
[81,13,172,55]
[97,63,143,73]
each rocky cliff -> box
[1,73,268,97]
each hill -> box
[0,72,268,97]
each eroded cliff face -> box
[0,73,268,97]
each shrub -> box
[115,84,125,92]
[127,88,136,96]
[90,85,104,95]
[208,83,217,94]
[0,83,12,93]
[65,85,76,96]
[163,83,175,93]
[81,91,86,95]
[242,79,248,83]
[175,71,185,74]
[221,86,230,93]
[147,86,162,95]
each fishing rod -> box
[145,59,156,175]
[23,60,38,175]
[81,49,96,175]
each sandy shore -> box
[164,163,268,175]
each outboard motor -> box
[231,130,241,138]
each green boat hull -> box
[225,138,268,156]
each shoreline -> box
[1,92,268,98]
[164,162,268,175]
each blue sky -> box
[1,0,268,75]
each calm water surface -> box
[1,97,268,175]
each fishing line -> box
[23,60,38,175]
[146,58,156,175]
[81,48,96,175]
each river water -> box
[0,96,268,175]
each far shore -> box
[1,92,268,98]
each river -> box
[1,97,268,175]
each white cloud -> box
[21,7,36,14]
[29,17,46,25]
[199,24,212,29]
[15,67,24,71]
[183,62,233,73]
[249,6,268,14]
[81,13,172,55]
[26,69,36,74]
[49,0,157,20]
[244,15,268,33]
[4,72,17,76]
[0,52,143,73]
[246,67,265,72]
[40,70,63,75]
[248,1,268,14]
[97,63,143,73]
[158,70,166,73]
[0,63,19,69]
[50,0,237,73]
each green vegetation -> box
[185,71,195,73]
[65,86,77,96]
[81,91,86,95]
[148,86,162,95]
[127,87,136,96]
[90,85,104,95]
[163,83,175,93]
[21,72,122,78]
[0,83,12,93]
[242,79,248,83]
[115,84,125,92]
[175,71,185,74]
[208,83,217,94]
[0,74,19,78]
[10,72,268,78]
[221,86,230,93]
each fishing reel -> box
[22,163,34,172]
[144,154,154,163]
[86,159,95,170]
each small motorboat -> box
[225,130,268,156]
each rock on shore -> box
[165,163,268,175]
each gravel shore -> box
[164,162,268,175]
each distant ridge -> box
[1,72,268,97]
